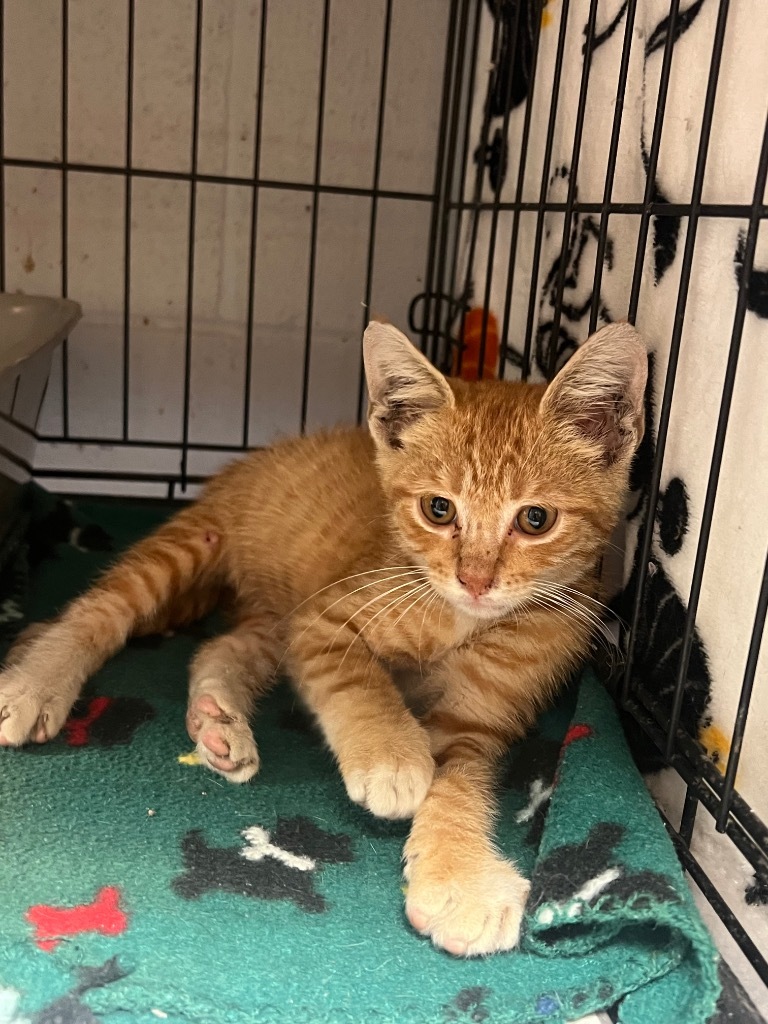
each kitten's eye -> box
[421,495,457,526]
[516,505,557,536]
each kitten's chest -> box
[382,637,470,718]
[366,597,476,665]
[387,659,445,718]
[369,601,518,719]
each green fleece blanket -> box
[0,493,721,1024]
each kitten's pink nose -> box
[457,570,494,599]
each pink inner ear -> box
[572,412,606,443]
[572,404,628,466]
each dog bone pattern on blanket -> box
[0,495,731,1023]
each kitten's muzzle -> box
[456,569,495,600]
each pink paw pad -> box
[195,695,223,718]
[406,907,429,933]
[200,729,230,758]
[191,697,241,771]
[442,938,468,957]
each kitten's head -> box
[363,321,647,621]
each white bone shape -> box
[516,778,554,824]
[240,826,316,872]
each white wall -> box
[1,0,450,494]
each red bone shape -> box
[64,695,113,746]
[562,723,593,749]
[552,724,594,789]
[26,885,128,951]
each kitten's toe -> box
[196,723,260,784]
[344,748,434,819]
[187,694,260,784]
[404,854,530,956]
[0,670,71,746]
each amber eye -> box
[516,505,557,536]
[421,495,457,526]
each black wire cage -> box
[423,0,768,1004]
[0,0,766,1012]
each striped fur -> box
[0,321,646,957]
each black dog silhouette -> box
[173,816,354,913]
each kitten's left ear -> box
[540,322,648,466]
[363,321,454,449]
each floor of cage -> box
[0,492,765,1024]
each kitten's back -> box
[202,427,389,613]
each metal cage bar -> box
[122,0,135,442]
[0,155,436,200]
[241,0,269,451]
[547,0,599,378]
[299,0,331,436]
[498,3,543,378]
[588,0,638,335]
[0,0,5,294]
[455,2,501,377]
[520,0,570,380]
[355,0,394,419]
[477,0,523,378]
[716,548,768,832]
[420,0,462,366]
[179,0,204,490]
[425,0,468,368]
[60,0,70,437]
[445,0,484,364]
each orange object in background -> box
[453,308,500,380]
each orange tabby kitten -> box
[0,321,645,956]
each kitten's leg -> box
[0,510,221,746]
[288,607,434,819]
[185,613,284,783]
[403,637,555,956]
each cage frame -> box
[0,0,765,1002]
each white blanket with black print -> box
[459,0,768,985]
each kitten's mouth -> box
[451,592,515,621]
[430,576,526,621]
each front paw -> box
[403,846,530,956]
[0,668,73,746]
[340,727,434,819]
[186,694,260,784]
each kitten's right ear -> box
[540,321,647,466]
[363,322,454,449]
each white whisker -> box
[533,591,607,638]
[536,579,626,628]
[327,578,430,660]
[362,582,432,642]
[533,582,615,635]
[269,565,426,634]
[417,590,440,675]
[275,569,427,672]
[527,591,619,668]
[336,582,432,677]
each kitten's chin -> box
[427,575,524,622]
[445,591,519,622]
